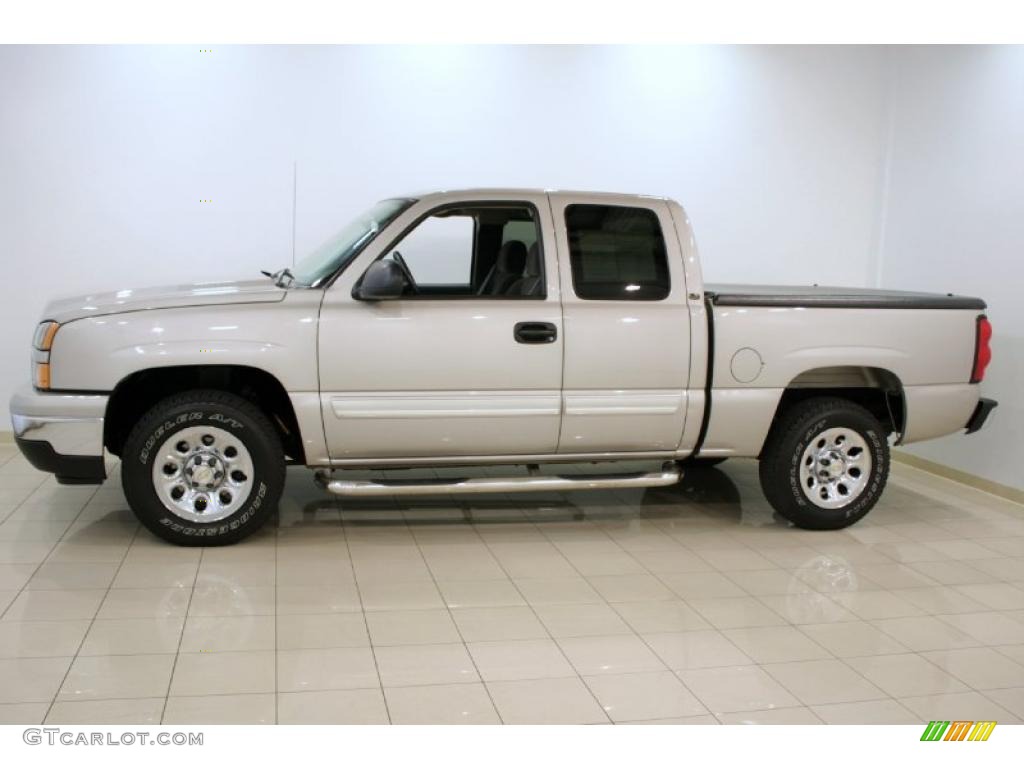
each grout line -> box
[41,463,141,723]
[474,498,617,723]
[891,452,1024,507]
[413,517,509,724]
[157,539,204,724]
[341,513,392,725]
[531,490,888,721]
[5,458,1024,724]
[0,483,106,626]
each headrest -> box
[523,242,541,277]
[496,240,528,273]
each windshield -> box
[291,198,414,286]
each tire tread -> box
[121,389,284,546]
[759,396,888,530]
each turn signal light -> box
[34,362,51,390]
[31,321,59,390]
[971,315,992,383]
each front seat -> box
[478,240,527,295]
[507,242,543,297]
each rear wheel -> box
[122,390,284,545]
[759,397,889,530]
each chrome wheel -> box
[151,425,254,523]
[798,427,872,509]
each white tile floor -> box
[1,444,1024,725]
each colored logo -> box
[920,721,996,741]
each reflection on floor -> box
[1,447,1024,725]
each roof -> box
[403,188,673,202]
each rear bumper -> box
[965,397,998,435]
[9,387,108,484]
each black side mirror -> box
[354,259,408,301]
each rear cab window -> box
[565,204,670,300]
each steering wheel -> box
[390,251,418,295]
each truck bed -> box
[705,283,986,310]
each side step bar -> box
[316,462,681,498]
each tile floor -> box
[1,444,1024,725]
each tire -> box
[122,389,284,546]
[758,397,889,530]
[680,456,728,468]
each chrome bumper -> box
[11,388,107,455]
[10,387,107,483]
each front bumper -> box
[10,387,108,484]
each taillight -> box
[971,315,992,383]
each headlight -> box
[31,321,60,389]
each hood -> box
[42,279,287,323]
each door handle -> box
[514,322,558,344]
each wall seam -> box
[869,46,898,289]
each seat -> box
[506,242,543,297]
[478,240,528,295]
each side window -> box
[395,214,475,287]
[382,205,545,298]
[565,204,670,301]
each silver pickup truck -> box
[10,189,997,545]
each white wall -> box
[878,46,1024,491]
[0,45,890,429]
[4,45,1019,493]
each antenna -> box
[291,161,298,267]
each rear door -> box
[549,194,692,452]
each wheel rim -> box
[798,426,872,510]
[151,425,254,523]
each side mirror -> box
[354,259,408,301]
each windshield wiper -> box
[275,268,296,288]
[261,268,296,288]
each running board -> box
[316,462,681,498]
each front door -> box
[318,193,564,461]
[549,194,692,453]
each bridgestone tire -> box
[758,397,889,530]
[121,390,284,546]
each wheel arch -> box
[759,365,906,457]
[104,364,305,464]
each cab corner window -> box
[565,204,670,301]
[383,204,545,299]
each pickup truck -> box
[10,189,997,545]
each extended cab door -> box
[549,194,692,452]
[317,193,564,461]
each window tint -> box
[565,204,670,301]
[502,220,538,250]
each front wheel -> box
[122,390,284,546]
[759,397,889,530]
